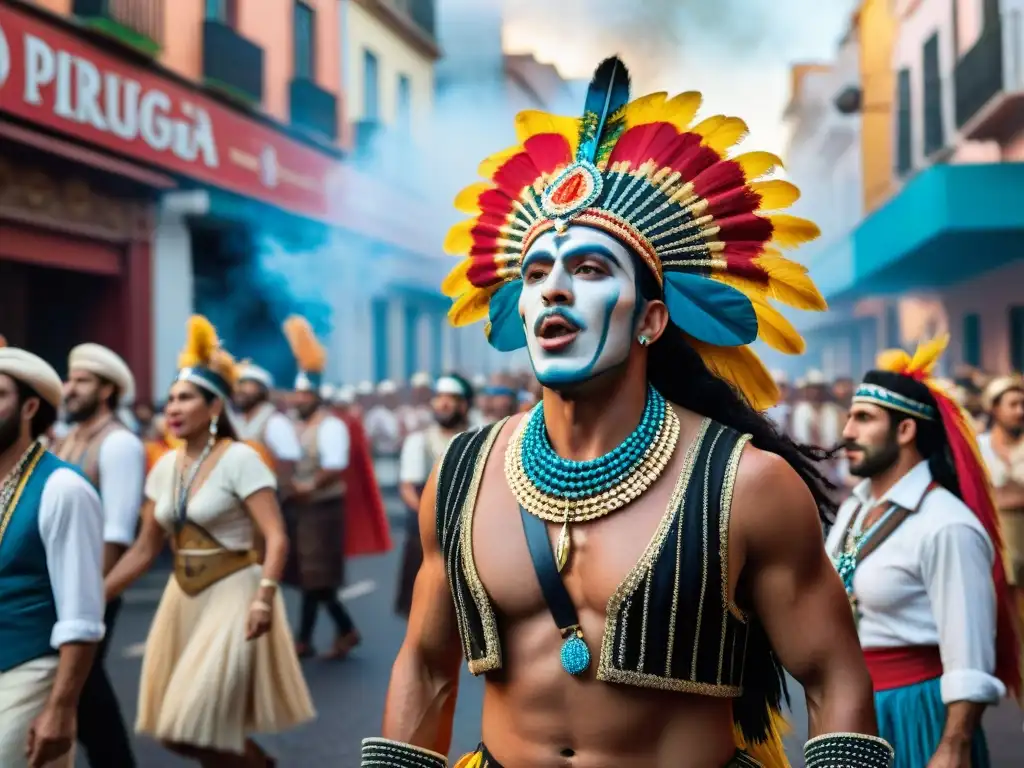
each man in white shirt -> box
[0,341,105,768]
[826,338,1019,768]
[55,344,143,768]
[233,363,302,480]
[282,316,358,660]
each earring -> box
[209,416,219,439]
[637,334,650,347]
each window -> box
[396,74,412,133]
[922,33,944,155]
[962,313,981,366]
[1011,305,1024,373]
[293,2,315,81]
[205,0,235,24]
[363,50,380,120]
[895,68,913,175]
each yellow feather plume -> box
[767,214,821,249]
[453,182,493,214]
[477,146,522,179]
[623,91,703,131]
[663,91,703,129]
[177,315,219,370]
[733,712,792,768]
[701,116,749,155]
[514,110,579,154]
[876,348,912,374]
[876,334,950,378]
[754,253,827,310]
[282,315,326,374]
[441,259,472,298]
[448,287,497,327]
[749,295,806,355]
[444,219,475,256]
[691,115,726,140]
[750,180,800,211]
[734,151,784,181]
[690,339,780,411]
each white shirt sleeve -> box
[920,522,1006,704]
[38,468,106,648]
[316,417,350,471]
[263,412,302,462]
[97,430,145,547]
[399,432,429,485]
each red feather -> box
[478,188,516,216]
[524,134,573,174]
[466,260,504,286]
[714,213,773,243]
[493,154,543,197]
[705,186,761,219]
[661,134,719,180]
[691,161,747,200]
[607,123,679,166]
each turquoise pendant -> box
[560,629,591,676]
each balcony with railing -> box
[202,20,264,106]
[290,78,339,141]
[362,0,440,59]
[73,0,163,56]
[956,8,1024,140]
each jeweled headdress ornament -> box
[282,315,327,392]
[856,336,1020,698]
[175,316,238,401]
[441,57,826,409]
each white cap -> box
[356,380,373,396]
[805,369,826,385]
[334,385,356,404]
[377,380,397,395]
[320,383,336,400]
[471,374,487,388]
[0,344,64,409]
[434,375,469,398]
[769,369,788,385]
[68,343,136,405]
[236,363,274,390]
[411,371,432,388]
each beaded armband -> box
[804,733,894,768]
[360,738,448,768]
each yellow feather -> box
[754,254,827,310]
[441,259,472,298]
[477,146,521,178]
[448,287,496,326]
[750,296,806,354]
[733,151,784,181]
[623,92,668,128]
[876,349,912,373]
[453,182,493,214]
[177,315,219,370]
[282,315,326,374]
[444,219,476,256]
[909,334,950,376]
[767,214,821,249]
[452,751,483,768]
[691,115,726,140]
[701,116,749,155]
[750,179,800,211]
[514,110,579,155]
[733,710,791,768]
[690,339,780,411]
[664,91,703,129]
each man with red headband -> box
[829,337,1019,768]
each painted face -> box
[519,226,640,387]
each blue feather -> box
[663,272,758,347]
[577,57,631,164]
[486,282,527,352]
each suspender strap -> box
[518,505,580,633]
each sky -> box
[502,0,860,159]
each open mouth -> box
[535,313,580,352]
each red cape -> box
[338,410,392,557]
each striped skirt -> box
[875,677,989,768]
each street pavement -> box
[89,505,1021,767]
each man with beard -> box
[282,316,360,660]
[827,338,1019,767]
[55,344,143,768]
[977,376,1024,591]
[233,362,302,480]
[363,58,888,768]
[481,384,519,422]
[394,374,473,618]
[0,340,105,768]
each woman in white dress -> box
[104,317,314,766]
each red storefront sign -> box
[0,2,337,220]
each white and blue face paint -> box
[519,226,640,388]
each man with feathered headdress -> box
[53,344,144,767]
[363,57,887,768]
[827,336,1020,767]
[0,337,105,768]
[282,316,367,660]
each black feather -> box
[577,56,631,164]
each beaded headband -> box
[440,57,827,410]
[852,383,936,421]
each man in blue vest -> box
[0,340,105,768]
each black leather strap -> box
[518,505,579,633]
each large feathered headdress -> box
[854,335,1021,699]
[283,315,327,392]
[441,57,826,409]
[175,315,238,400]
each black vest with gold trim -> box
[435,417,787,744]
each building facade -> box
[786,0,1024,381]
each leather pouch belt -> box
[172,521,257,597]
